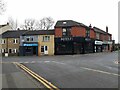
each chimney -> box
[106,26,108,33]
[89,24,92,28]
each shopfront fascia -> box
[55,37,85,55]
[94,40,103,52]
[20,42,38,56]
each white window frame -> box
[1,49,5,53]
[12,49,17,53]
[1,39,6,44]
[13,39,18,44]
[43,36,50,42]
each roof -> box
[55,20,89,28]
[0,23,9,28]
[1,30,28,38]
[93,27,111,35]
[22,29,55,36]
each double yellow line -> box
[14,62,60,90]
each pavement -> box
[2,63,46,89]
[1,51,119,89]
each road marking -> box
[13,62,59,90]
[114,60,119,64]
[81,67,120,76]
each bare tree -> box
[0,0,6,14]
[45,17,54,30]
[8,17,18,30]
[36,17,54,30]
[23,19,35,30]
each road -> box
[1,51,119,89]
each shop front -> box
[84,38,95,53]
[55,37,73,55]
[55,37,85,55]
[19,42,38,56]
[94,40,103,52]
[102,41,112,52]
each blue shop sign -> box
[23,43,38,46]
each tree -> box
[0,0,6,14]
[8,17,18,30]
[23,19,35,30]
[36,17,54,30]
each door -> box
[44,46,48,55]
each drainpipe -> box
[6,37,8,53]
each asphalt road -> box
[2,51,119,89]
[2,63,45,89]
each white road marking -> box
[50,61,120,77]
[52,61,65,64]
[114,60,119,64]
[81,67,120,76]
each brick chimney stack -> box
[106,26,108,33]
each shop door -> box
[44,46,48,55]
[33,46,37,55]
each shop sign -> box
[60,37,73,41]
[103,41,112,44]
[95,41,103,45]
[23,43,38,46]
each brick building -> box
[54,20,113,55]
[19,30,54,56]
[0,30,27,56]
[54,20,95,54]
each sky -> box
[0,0,119,43]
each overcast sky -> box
[0,0,119,43]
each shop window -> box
[25,47,32,52]
[41,46,44,52]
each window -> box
[41,46,44,52]
[13,49,17,53]
[63,28,67,36]
[26,37,34,42]
[1,49,5,53]
[13,39,18,44]
[63,22,67,24]
[108,36,111,40]
[43,36,50,42]
[41,46,48,53]
[1,39,6,44]
[9,49,12,53]
[96,33,100,39]
[62,28,71,36]
[26,38,30,41]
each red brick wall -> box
[55,28,62,37]
[71,26,86,37]
[100,34,105,40]
[90,29,95,39]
